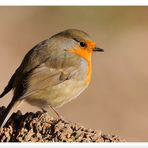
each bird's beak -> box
[93,47,104,52]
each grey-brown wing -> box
[21,64,78,99]
[17,39,50,74]
[0,39,50,99]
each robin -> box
[0,29,104,127]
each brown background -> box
[0,6,148,142]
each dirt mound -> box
[0,106,125,142]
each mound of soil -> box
[0,106,125,142]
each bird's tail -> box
[0,98,22,128]
[0,72,16,99]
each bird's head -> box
[50,29,104,61]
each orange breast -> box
[85,59,92,84]
[68,48,92,85]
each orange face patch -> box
[86,40,96,49]
[68,40,96,61]
[68,40,96,85]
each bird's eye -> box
[80,42,86,47]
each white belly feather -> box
[25,79,88,108]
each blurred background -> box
[0,6,148,142]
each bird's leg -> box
[41,108,47,113]
[48,105,64,121]
[41,105,64,121]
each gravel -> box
[0,106,125,142]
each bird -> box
[0,29,104,127]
